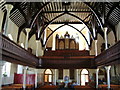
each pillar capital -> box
[96,68,99,72]
[23,66,28,70]
[25,28,31,33]
[105,66,111,71]
[104,27,108,32]
[5,4,13,14]
[94,40,98,43]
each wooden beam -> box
[41,11,91,13]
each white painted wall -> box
[28,35,36,55]
[115,22,120,41]
[2,63,17,85]
[0,10,4,32]
[6,19,18,43]
[28,35,44,56]
[46,28,53,48]
[97,34,104,55]
[108,31,115,47]
[19,31,26,47]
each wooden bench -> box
[74,85,95,90]
[98,85,120,90]
[2,84,34,90]
[37,85,58,90]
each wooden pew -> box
[37,85,58,90]
[2,84,34,90]
[74,85,95,90]
[98,85,120,90]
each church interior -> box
[0,1,120,90]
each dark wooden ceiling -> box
[1,1,120,47]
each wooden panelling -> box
[39,50,95,69]
[40,57,95,69]
[70,69,74,79]
[56,38,78,50]
[58,69,63,79]
[95,40,120,66]
[44,50,90,56]
[0,33,38,67]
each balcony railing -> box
[95,41,120,66]
[0,33,38,67]
[40,50,95,69]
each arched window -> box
[44,69,53,84]
[17,64,23,74]
[81,69,89,86]
[2,62,11,77]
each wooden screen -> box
[58,69,63,79]
[70,69,74,79]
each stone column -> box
[23,66,28,90]
[96,68,99,88]
[3,4,13,35]
[104,27,108,50]
[43,28,46,45]
[25,28,31,50]
[95,40,98,56]
[105,66,111,89]
[36,40,39,57]
[35,69,38,88]
[0,61,4,89]
[54,69,57,85]
[76,69,79,85]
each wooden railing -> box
[95,40,120,66]
[0,33,38,67]
[40,56,95,69]
[44,50,89,56]
[40,50,95,69]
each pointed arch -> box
[84,2,104,30]
[39,12,94,41]
[44,24,90,47]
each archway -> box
[81,69,89,86]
